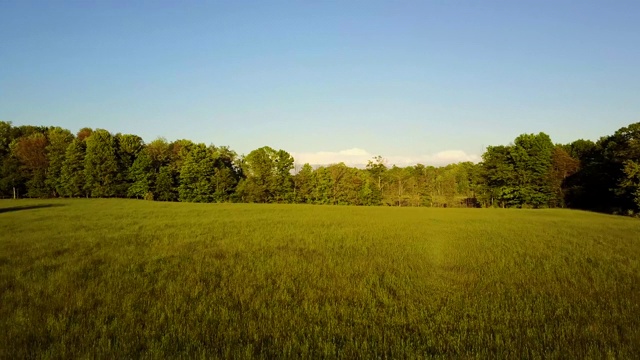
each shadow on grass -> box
[0,204,65,214]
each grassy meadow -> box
[1,199,639,358]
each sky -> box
[1,1,639,166]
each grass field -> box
[1,199,639,358]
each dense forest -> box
[1,121,639,214]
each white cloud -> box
[292,148,480,167]
[292,148,372,166]
[339,148,369,156]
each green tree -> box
[0,121,26,198]
[128,150,153,199]
[0,155,24,199]
[481,145,516,207]
[293,163,315,203]
[45,127,74,197]
[155,166,176,201]
[60,139,87,197]
[481,133,555,208]
[239,146,294,203]
[210,146,240,202]
[84,129,119,197]
[366,155,387,193]
[115,134,144,196]
[621,160,640,211]
[549,146,580,208]
[510,132,555,207]
[178,144,216,202]
[11,132,49,197]
[312,167,332,204]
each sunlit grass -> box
[1,199,639,358]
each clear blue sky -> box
[1,1,638,165]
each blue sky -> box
[1,1,638,165]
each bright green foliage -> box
[326,163,364,205]
[311,167,331,204]
[239,146,294,203]
[146,138,171,167]
[294,163,315,203]
[358,177,378,205]
[1,199,639,358]
[3,120,640,213]
[481,145,515,207]
[366,155,387,192]
[45,127,74,197]
[510,132,554,207]
[308,164,375,205]
[127,150,153,199]
[210,146,240,202]
[169,139,195,172]
[84,129,119,197]
[481,133,555,208]
[60,139,87,197]
[178,144,216,202]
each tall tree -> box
[293,163,315,203]
[621,160,640,211]
[549,146,580,207]
[178,144,216,202]
[60,139,87,197]
[211,146,240,202]
[11,132,49,197]
[45,127,74,197]
[155,166,176,201]
[128,149,153,199]
[510,132,555,207]
[84,129,119,197]
[238,146,294,203]
[366,155,387,193]
[0,121,25,198]
[481,145,516,207]
[115,134,144,196]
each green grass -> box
[1,199,639,358]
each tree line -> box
[1,121,639,214]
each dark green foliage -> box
[0,121,26,198]
[0,155,24,198]
[115,134,144,196]
[155,166,176,201]
[11,132,49,198]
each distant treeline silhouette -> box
[1,121,639,214]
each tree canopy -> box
[1,120,639,215]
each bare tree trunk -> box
[13,187,16,199]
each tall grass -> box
[1,199,639,358]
